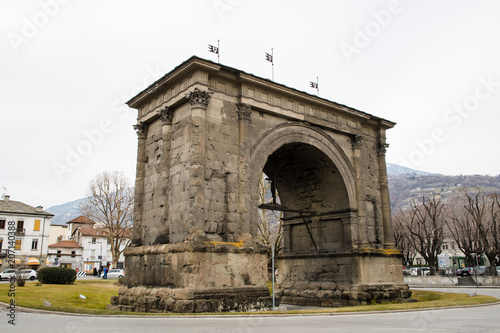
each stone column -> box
[352,135,367,247]
[157,106,173,244]
[377,141,395,248]
[187,88,210,233]
[132,122,148,246]
[236,103,252,237]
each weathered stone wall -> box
[277,254,410,307]
[168,103,196,243]
[108,238,274,313]
[108,285,273,313]
[123,243,268,289]
[282,217,345,253]
[133,73,391,249]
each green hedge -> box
[38,267,77,284]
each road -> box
[0,287,499,332]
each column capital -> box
[158,105,173,125]
[236,103,252,121]
[187,88,211,108]
[133,122,148,139]
[377,143,389,156]
[352,135,363,149]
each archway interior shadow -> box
[262,143,351,255]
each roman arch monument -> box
[108,56,411,313]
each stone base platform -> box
[107,286,273,313]
[277,250,412,307]
[107,238,275,313]
[278,282,412,307]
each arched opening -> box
[259,142,352,255]
[263,143,350,215]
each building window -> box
[107,238,111,245]
[17,220,24,233]
[0,239,3,249]
[15,239,22,250]
[34,219,41,231]
[31,239,38,250]
[91,249,96,259]
[92,237,96,244]
[0,219,5,229]
[71,251,76,258]
[57,250,61,258]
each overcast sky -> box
[1,0,499,208]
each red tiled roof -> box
[48,240,83,248]
[66,216,96,224]
[80,227,103,236]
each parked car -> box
[0,269,17,280]
[409,267,430,276]
[107,269,124,279]
[477,266,498,276]
[19,269,37,281]
[456,267,473,276]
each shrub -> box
[15,271,27,287]
[38,267,77,284]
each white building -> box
[66,216,129,273]
[45,216,130,274]
[0,195,54,270]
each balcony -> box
[15,228,25,235]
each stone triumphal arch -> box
[108,56,411,313]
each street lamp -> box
[264,243,276,311]
[271,243,275,311]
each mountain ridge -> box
[46,164,499,224]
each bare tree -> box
[392,210,416,267]
[445,192,483,267]
[463,192,499,276]
[403,197,445,275]
[490,193,500,269]
[257,174,284,272]
[81,171,133,268]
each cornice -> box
[126,56,396,130]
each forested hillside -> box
[388,173,500,212]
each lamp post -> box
[97,241,103,268]
[271,243,275,311]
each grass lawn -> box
[0,280,124,315]
[0,280,498,316]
